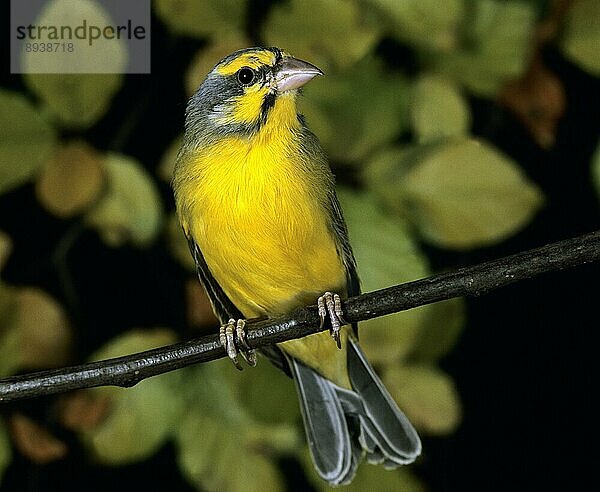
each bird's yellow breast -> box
[175,95,350,386]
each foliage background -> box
[1,0,600,490]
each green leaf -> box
[24,73,123,129]
[14,287,72,369]
[337,188,430,363]
[180,361,300,452]
[0,90,56,194]
[0,283,19,377]
[175,362,290,491]
[263,0,381,72]
[0,231,12,274]
[20,0,127,75]
[22,0,124,128]
[365,138,544,249]
[221,354,301,425]
[342,465,425,492]
[0,286,72,375]
[80,329,181,465]
[154,0,245,39]
[301,448,425,492]
[178,362,248,424]
[85,153,164,247]
[300,57,410,163]
[89,328,176,362]
[0,421,11,484]
[35,141,105,218]
[410,298,466,362]
[177,408,286,492]
[560,0,600,76]
[430,0,536,96]
[368,0,464,52]
[383,364,462,435]
[411,74,471,143]
[0,232,10,272]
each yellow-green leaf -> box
[0,231,11,272]
[14,287,72,370]
[411,74,471,142]
[154,0,245,39]
[24,73,123,129]
[0,286,72,373]
[175,362,289,491]
[89,328,176,362]
[81,329,180,465]
[338,188,430,363]
[431,0,535,96]
[0,421,11,483]
[177,407,285,492]
[301,448,425,492]
[221,354,301,425]
[560,0,600,76]
[410,298,465,362]
[20,0,127,75]
[0,282,19,377]
[384,364,462,435]
[180,361,299,451]
[263,0,381,72]
[369,0,464,53]
[22,0,124,128]
[85,153,163,247]
[0,90,56,194]
[343,466,425,492]
[300,57,409,163]
[366,139,544,249]
[35,141,105,218]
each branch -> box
[2,230,600,403]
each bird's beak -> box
[275,56,323,92]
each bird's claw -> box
[219,319,257,370]
[318,292,346,349]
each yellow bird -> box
[173,47,420,484]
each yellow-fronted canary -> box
[173,47,421,485]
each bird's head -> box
[185,47,323,142]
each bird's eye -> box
[236,67,256,86]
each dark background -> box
[1,2,600,491]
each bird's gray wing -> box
[327,190,360,299]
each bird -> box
[173,46,421,485]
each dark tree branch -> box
[1,230,600,403]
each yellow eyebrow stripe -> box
[216,51,276,76]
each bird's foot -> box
[219,319,257,370]
[317,292,346,349]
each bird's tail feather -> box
[287,339,421,485]
[288,357,359,484]
[346,339,422,463]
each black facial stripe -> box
[271,47,283,65]
[260,92,276,125]
[258,66,269,87]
